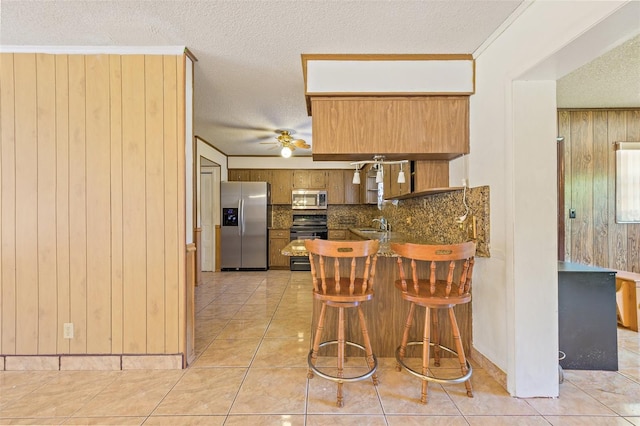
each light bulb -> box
[352,170,361,184]
[397,170,405,183]
[280,146,292,158]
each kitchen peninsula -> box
[282,228,475,358]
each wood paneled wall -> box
[0,53,187,356]
[559,109,640,273]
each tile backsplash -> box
[271,185,490,257]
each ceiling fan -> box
[260,129,310,158]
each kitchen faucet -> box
[372,217,390,232]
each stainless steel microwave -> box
[292,190,328,210]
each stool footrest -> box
[308,340,378,383]
[396,341,472,385]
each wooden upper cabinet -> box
[311,96,469,161]
[293,170,326,189]
[271,170,292,204]
[228,169,250,181]
[343,170,360,204]
[250,169,272,183]
[327,170,345,204]
[413,160,449,192]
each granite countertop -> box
[281,228,439,258]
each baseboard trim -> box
[1,354,184,371]
[470,346,507,391]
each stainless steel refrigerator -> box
[221,181,270,270]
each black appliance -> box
[289,213,328,271]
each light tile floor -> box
[1,270,639,425]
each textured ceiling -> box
[2,1,636,158]
[557,34,640,109]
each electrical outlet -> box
[63,323,74,339]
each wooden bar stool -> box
[390,241,476,404]
[305,238,380,408]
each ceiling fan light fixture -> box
[281,146,292,158]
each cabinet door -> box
[228,169,250,181]
[328,229,347,240]
[292,170,309,189]
[309,170,327,188]
[343,170,360,204]
[250,169,272,183]
[271,170,292,204]
[413,160,449,192]
[269,236,289,268]
[327,170,345,204]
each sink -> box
[353,228,401,241]
[357,228,384,234]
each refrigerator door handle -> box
[238,199,242,236]
[240,198,245,236]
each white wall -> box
[228,156,353,170]
[466,0,637,397]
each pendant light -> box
[397,163,406,183]
[352,166,361,184]
[375,164,384,183]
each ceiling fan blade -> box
[292,139,310,149]
[259,141,278,145]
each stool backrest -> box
[305,239,379,296]
[390,242,476,297]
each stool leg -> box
[421,306,432,404]
[308,302,327,379]
[431,308,441,367]
[357,305,378,386]
[448,307,473,397]
[397,302,416,372]
[337,306,345,408]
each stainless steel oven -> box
[289,213,328,271]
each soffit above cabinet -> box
[301,54,475,115]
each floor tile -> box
[72,370,183,417]
[465,416,551,425]
[375,367,461,415]
[193,338,261,367]
[251,337,310,368]
[216,319,270,340]
[152,368,246,415]
[0,419,64,425]
[443,369,539,416]
[306,414,387,425]
[62,417,145,425]
[143,416,225,425]
[225,414,305,425]
[0,371,117,418]
[544,416,636,425]
[307,367,382,414]
[230,367,307,415]
[524,381,617,416]
[385,415,468,426]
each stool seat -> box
[394,279,471,306]
[305,238,380,408]
[391,241,476,404]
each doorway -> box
[200,159,220,271]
